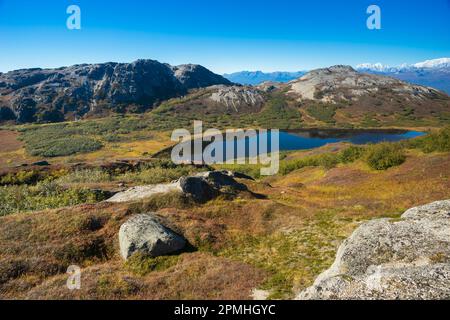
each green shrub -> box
[280,156,319,175]
[280,153,341,175]
[0,180,109,216]
[57,169,111,184]
[117,167,198,185]
[408,127,450,153]
[365,143,406,170]
[26,137,103,157]
[213,164,262,179]
[338,146,365,163]
[306,104,337,124]
[126,253,180,276]
[129,191,195,212]
[0,170,42,186]
[17,116,156,157]
[316,153,340,169]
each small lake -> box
[169,129,425,162]
[275,129,425,151]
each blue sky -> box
[0,0,449,73]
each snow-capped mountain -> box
[357,58,450,72]
[356,63,398,73]
[413,58,450,69]
[356,58,450,94]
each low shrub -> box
[129,191,195,213]
[280,153,340,175]
[0,170,42,186]
[126,253,180,276]
[338,146,365,163]
[408,127,450,153]
[26,137,103,157]
[0,180,109,216]
[364,143,406,170]
[57,169,111,184]
[117,167,198,185]
[306,104,337,124]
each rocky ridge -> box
[0,60,231,123]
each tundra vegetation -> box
[0,124,449,299]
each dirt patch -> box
[0,130,23,153]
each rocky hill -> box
[288,65,446,102]
[0,60,231,123]
[284,65,450,126]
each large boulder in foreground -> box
[119,214,186,260]
[298,200,450,300]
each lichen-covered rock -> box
[297,200,450,300]
[119,214,186,260]
[107,182,181,203]
[107,171,249,203]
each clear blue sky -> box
[0,0,449,73]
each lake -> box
[174,129,425,163]
[275,129,425,151]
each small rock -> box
[119,214,186,260]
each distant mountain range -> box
[223,58,450,95]
[223,71,306,85]
[356,58,450,95]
